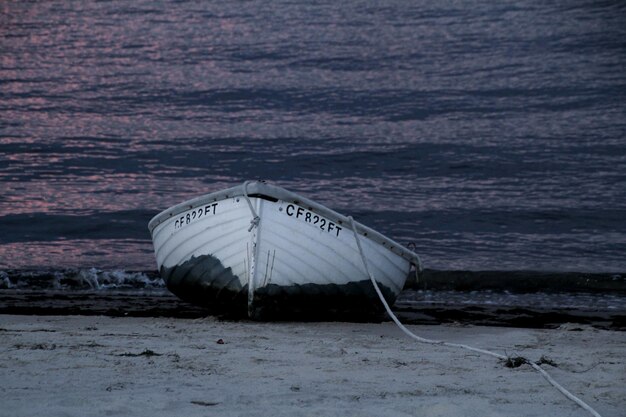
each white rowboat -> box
[148,181,421,319]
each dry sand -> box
[0,315,624,417]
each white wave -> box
[75,268,164,290]
[0,270,11,289]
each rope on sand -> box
[347,216,602,417]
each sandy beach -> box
[0,315,623,417]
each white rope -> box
[242,180,260,232]
[528,362,602,417]
[347,216,602,417]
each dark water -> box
[1,1,625,318]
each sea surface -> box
[1,1,625,323]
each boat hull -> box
[148,182,419,319]
[250,280,396,320]
[160,253,248,314]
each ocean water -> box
[1,1,625,297]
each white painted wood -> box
[253,198,410,295]
[150,197,252,287]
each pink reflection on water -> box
[0,239,155,270]
[0,174,205,216]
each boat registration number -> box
[284,204,342,237]
[174,202,218,230]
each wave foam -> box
[1,268,164,290]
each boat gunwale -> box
[148,181,421,266]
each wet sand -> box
[1,315,624,417]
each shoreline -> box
[410,269,626,294]
[1,314,624,417]
[3,268,626,294]
[1,289,624,330]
